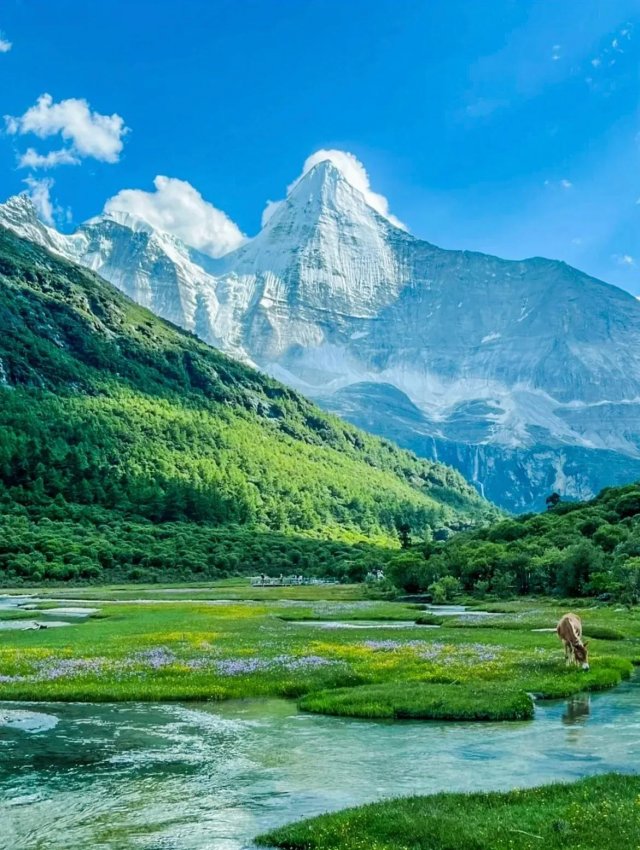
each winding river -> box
[1,675,639,850]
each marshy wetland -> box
[1,582,639,849]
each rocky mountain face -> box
[0,224,493,543]
[3,162,640,512]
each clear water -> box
[0,596,95,631]
[1,676,639,850]
[291,619,440,629]
[0,620,73,631]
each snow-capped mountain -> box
[3,162,640,511]
[0,194,223,337]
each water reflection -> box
[562,694,591,726]
[1,675,638,850]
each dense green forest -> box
[389,483,640,603]
[0,499,394,583]
[0,226,494,584]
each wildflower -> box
[131,648,177,669]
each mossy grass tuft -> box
[298,680,534,721]
[257,773,640,850]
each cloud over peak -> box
[104,175,247,258]
[262,148,407,231]
[5,93,128,168]
[23,177,57,225]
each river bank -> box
[0,589,638,719]
[2,673,640,850]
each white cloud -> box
[544,178,573,190]
[261,149,407,231]
[261,199,282,226]
[614,253,635,266]
[104,175,246,258]
[261,201,280,227]
[18,147,80,169]
[0,32,11,53]
[23,176,56,225]
[5,93,128,168]
[588,22,633,79]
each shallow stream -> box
[1,675,639,850]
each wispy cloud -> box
[0,32,11,53]
[18,147,80,169]
[464,2,638,118]
[584,22,634,90]
[23,177,56,225]
[613,253,635,266]
[544,178,573,190]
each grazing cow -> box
[557,613,589,671]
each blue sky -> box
[1,0,639,292]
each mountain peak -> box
[298,158,345,183]
[258,156,396,244]
[0,192,68,256]
[288,158,370,207]
[85,208,159,236]
[0,193,40,224]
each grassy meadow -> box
[0,583,638,718]
[257,773,640,850]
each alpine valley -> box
[3,158,639,512]
[0,224,494,584]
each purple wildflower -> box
[185,657,214,671]
[132,648,177,669]
[420,643,446,660]
[363,639,430,652]
[36,657,108,680]
[212,654,340,676]
[274,654,334,671]
[215,658,272,676]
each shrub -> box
[428,575,461,603]
[472,579,490,599]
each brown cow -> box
[557,613,589,670]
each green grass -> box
[298,681,534,721]
[0,590,638,716]
[276,601,423,622]
[0,225,494,590]
[9,580,372,602]
[582,624,626,641]
[0,609,47,621]
[257,773,640,850]
[414,613,446,626]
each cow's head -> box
[574,641,589,671]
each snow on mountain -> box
[3,160,640,511]
[0,194,228,353]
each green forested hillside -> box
[0,227,494,583]
[389,483,640,602]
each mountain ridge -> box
[3,160,639,511]
[0,223,492,549]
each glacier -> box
[3,160,640,512]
